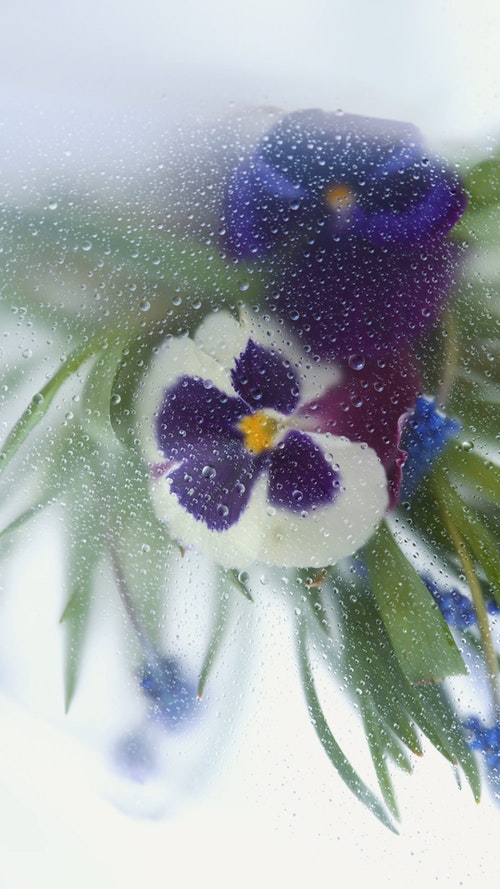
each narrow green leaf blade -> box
[361,697,400,820]
[366,523,467,684]
[198,576,233,699]
[0,339,103,475]
[296,616,397,833]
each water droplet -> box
[217,503,229,517]
[238,280,249,292]
[32,393,44,405]
[461,440,474,452]
[348,354,365,371]
[111,393,121,405]
[48,200,58,210]
[82,241,92,252]
[202,465,216,479]
[139,300,151,312]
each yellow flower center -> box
[238,412,281,455]
[325,183,355,211]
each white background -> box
[1,1,500,887]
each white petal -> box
[196,307,343,404]
[149,434,388,570]
[257,434,388,568]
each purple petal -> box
[168,444,260,531]
[223,156,305,258]
[231,338,301,414]
[353,174,467,248]
[267,430,340,513]
[301,352,421,507]
[269,235,463,361]
[156,375,245,461]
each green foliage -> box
[1,145,499,827]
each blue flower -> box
[222,110,467,360]
[422,576,477,630]
[400,396,461,500]
[137,311,389,568]
[464,717,500,795]
[139,656,198,729]
[113,732,156,782]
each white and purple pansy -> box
[137,312,389,569]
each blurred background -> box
[1,1,500,886]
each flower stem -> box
[107,537,161,670]
[444,512,500,717]
[437,308,460,408]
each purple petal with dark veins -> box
[156,375,246,461]
[267,430,340,513]
[231,338,301,414]
[167,443,261,531]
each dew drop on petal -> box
[348,354,365,371]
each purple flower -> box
[222,109,467,360]
[137,311,389,569]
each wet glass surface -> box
[1,2,500,886]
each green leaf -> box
[296,615,398,833]
[413,683,481,803]
[198,575,234,699]
[226,568,254,602]
[365,523,467,684]
[332,580,423,756]
[0,338,105,476]
[0,498,52,543]
[446,446,500,507]
[361,697,400,820]
[435,473,500,604]
[60,495,104,711]
[463,156,500,211]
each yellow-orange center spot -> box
[238,412,280,455]
[325,183,355,211]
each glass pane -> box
[1,1,500,885]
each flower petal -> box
[231,338,301,413]
[267,430,340,512]
[156,375,245,462]
[224,155,306,257]
[135,335,236,464]
[152,432,387,569]
[269,236,462,361]
[167,444,259,531]
[257,434,388,568]
[304,353,421,505]
[399,397,461,499]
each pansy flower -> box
[222,109,467,360]
[137,311,388,569]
